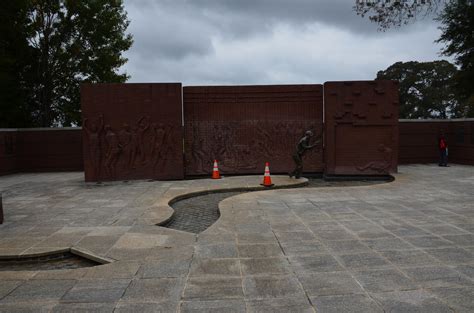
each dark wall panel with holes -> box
[324,81,399,176]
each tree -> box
[0,0,133,127]
[355,0,474,117]
[437,0,474,117]
[376,60,462,118]
[0,1,36,127]
[354,0,445,30]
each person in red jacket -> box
[438,133,448,167]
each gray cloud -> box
[122,0,448,84]
[126,2,216,59]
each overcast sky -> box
[121,0,448,85]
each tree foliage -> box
[356,0,474,117]
[0,1,35,127]
[436,0,474,117]
[354,0,445,30]
[0,0,133,127]
[376,60,463,118]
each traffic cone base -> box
[261,162,274,187]
[212,160,221,179]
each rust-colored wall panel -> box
[183,85,323,175]
[334,125,396,175]
[399,120,474,165]
[0,129,83,175]
[449,120,474,165]
[398,121,449,164]
[325,81,399,176]
[0,131,18,175]
[81,83,184,182]
[17,129,83,172]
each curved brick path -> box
[0,165,473,312]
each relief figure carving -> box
[151,123,166,159]
[154,124,176,174]
[356,144,392,173]
[104,125,122,178]
[83,114,104,178]
[137,116,150,164]
[151,122,167,174]
[118,123,132,170]
[129,125,139,169]
[190,124,208,174]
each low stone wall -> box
[0,128,83,175]
[399,119,474,165]
[1,119,473,177]
[0,130,18,176]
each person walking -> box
[438,133,449,167]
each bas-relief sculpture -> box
[182,84,324,176]
[83,115,103,178]
[185,121,323,175]
[81,83,183,182]
[357,144,393,173]
[83,114,177,181]
[325,81,399,175]
[81,82,397,180]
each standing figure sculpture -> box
[104,125,122,178]
[137,117,150,164]
[289,130,320,179]
[119,123,132,170]
[83,114,104,179]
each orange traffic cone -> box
[212,160,221,179]
[261,162,274,187]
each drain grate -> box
[163,191,242,234]
[162,178,390,234]
[0,252,102,271]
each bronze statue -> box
[289,130,320,179]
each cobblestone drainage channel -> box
[163,191,241,234]
[0,249,111,271]
[161,177,391,234]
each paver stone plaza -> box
[0,164,473,312]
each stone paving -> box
[165,179,386,234]
[0,165,473,312]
